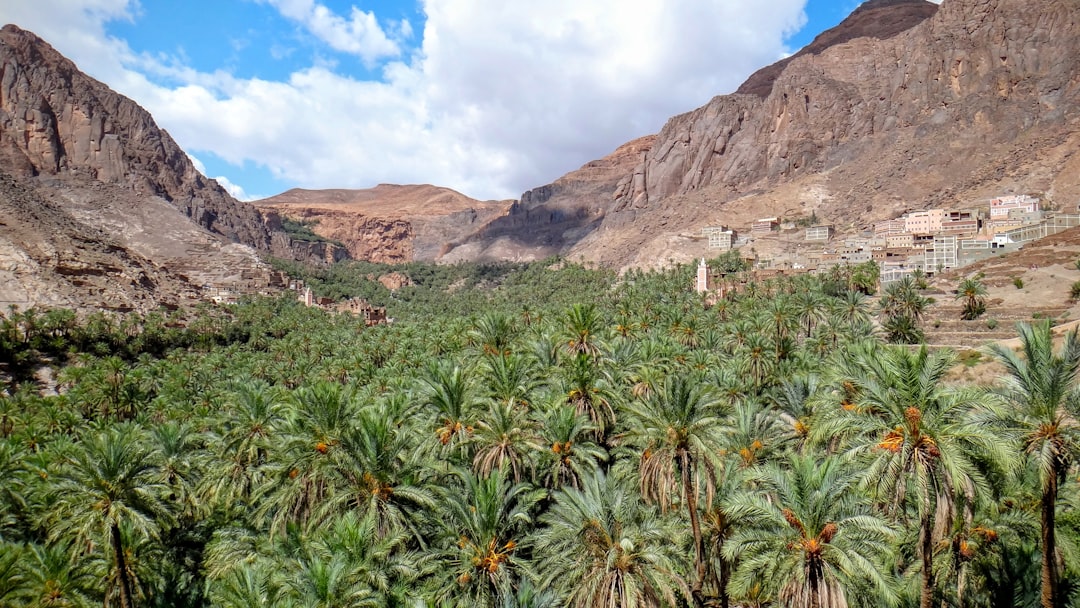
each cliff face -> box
[440,135,655,262]
[254,185,510,263]
[0,24,336,263]
[614,0,1078,209]
[551,0,1080,269]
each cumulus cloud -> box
[0,0,809,201]
[261,0,403,66]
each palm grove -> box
[0,256,1077,608]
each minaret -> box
[696,258,709,293]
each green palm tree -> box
[724,454,898,608]
[561,303,605,358]
[955,277,987,320]
[419,363,480,460]
[535,404,607,490]
[428,469,545,607]
[199,380,283,514]
[817,343,1012,608]
[621,373,729,605]
[562,353,616,442]
[471,312,518,356]
[532,469,691,608]
[879,277,929,344]
[207,563,292,608]
[481,352,544,407]
[16,541,97,608]
[47,424,172,608]
[472,400,542,482]
[988,321,1080,608]
[320,406,436,541]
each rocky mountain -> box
[255,185,510,263]
[446,0,1080,269]
[0,24,342,311]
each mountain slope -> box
[443,0,1079,270]
[255,184,511,263]
[571,0,1080,268]
[0,24,347,310]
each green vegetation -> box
[956,276,988,320]
[1071,281,1080,302]
[278,217,345,247]
[1013,276,1024,289]
[0,258,1078,608]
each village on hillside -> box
[697,194,1080,288]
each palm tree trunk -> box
[920,488,935,608]
[681,451,705,608]
[719,534,730,608]
[1041,474,1058,608]
[111,522,136,608]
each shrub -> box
[958,350,983,366]
[986,318,998,330]
[1013,277,1024,289]
[1071,281,1080,302]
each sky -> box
[0,0,873,202]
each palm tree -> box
[16,541,98,608]
[199,380,282,514]
[535,404,607,490]
[817,342,1012,608]
[47,424,172,608]
[561,303,604,358]
[879,277,929,344]
[724,454,898,608]
[562,353,616,442]
[429,469,545,606]
[322,406,436,541]
[532,469,691,608]
[621,373,729,606]
[472,399,543,482]
[988,321,1080,608]
[419,363,479,460]
[471,312,518,356]
[955,277,987,320]
[481,352,544,407]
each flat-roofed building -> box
[886,233,914,248]
[905,209,945,235]
[875,218,907,236]
[990,195,1039,219]
[805,224,833,241]
[752,217,779,234]
[702,226,737,250]
[924,235,958,272]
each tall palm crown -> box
[988,321,1080,608]
[724,454,898,608]
[817,342,1010,608]
[47,424,172,608]
[620,373,729,604]
[532,470,691,608]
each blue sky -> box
[0,0,884,201]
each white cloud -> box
[262,0,402,66]
[0,0,810,201]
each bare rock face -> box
[0,170,189,312]
[614,0,1077,208]
[255,185,511,263]
[0,24,324,263]
[551,0,1080,269]
[442,135,655,262]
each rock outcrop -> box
[0,23,329,263]
[441,136,655,262]
[613,0,1078,209]
[554,0,1080,269]
[255,185,510,263]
